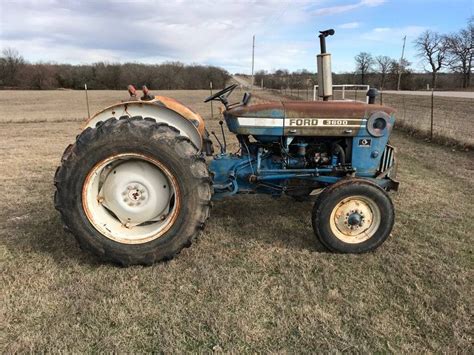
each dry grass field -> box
[1,90,473,352]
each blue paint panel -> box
[352,114,395,176]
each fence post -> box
[430,89,434,140]
[84,83,90,119]
[209,81,214,119]
[306,87,309,100]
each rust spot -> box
[226,100,395,119]
[154,95,206,136]
[282,101,395,119]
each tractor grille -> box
[379,145,395,175]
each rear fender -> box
[84,100,203,150]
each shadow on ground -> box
[2,187,327,267]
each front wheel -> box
[312,179,395,253]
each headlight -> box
[367,111,390,137]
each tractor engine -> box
[268,138,345,169]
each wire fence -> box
[261,87,474,148]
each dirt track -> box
[382,90,474,98]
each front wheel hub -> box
[347,212,363,227]
[330,196,381,244]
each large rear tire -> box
[54,116,212,265]
[312,178,394,253]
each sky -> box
[0,0,472,74]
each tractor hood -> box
[225,100,395,119]
[224,100,396,140]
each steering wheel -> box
[204,84,238,103]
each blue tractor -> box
[54,30,398,265]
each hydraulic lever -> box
[219,120,227,153]
[211,131,225,154]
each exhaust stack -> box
[317,29,335,101]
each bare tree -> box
[445,17,473,88]
[354,52,374,85]
[375,55,393,89]
[414,30,449,89]
[390,58,411,89]
[0,48,25,86]
[28,63,58,89]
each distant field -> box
[0,90,217,123]
[1,90,473,352]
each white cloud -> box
[339,22,361,29]
[314,0,386,16]
[361,26,427,42]
[0,0,321,73]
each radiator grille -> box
[379,145,395,175]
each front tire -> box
[312,179,394,253]
[54,116,212,265]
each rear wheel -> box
[312,179,394,253]
[54,117,212,265]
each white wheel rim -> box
[329,195,381,244]
[82,153,180,244]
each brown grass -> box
[1,90,473,352]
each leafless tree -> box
[0,48,25,86]
[414,30,449,89]
[28,63,58,89]
[354,52,374,85]
[445,17,473,88]
[375,55,393,90]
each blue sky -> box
[0,0,472,73]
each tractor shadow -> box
[210,194,328,253]
[3,194,327,267]
[3,202,102,267]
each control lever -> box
[219,120,227,153]
[211,131,224,154]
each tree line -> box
[0,51,231,90]
[255,17,473,91]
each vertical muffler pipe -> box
[317,29,335,101]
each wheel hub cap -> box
[125,183,147,205]
[100,161,171,226]
[331,197,379,242]
[347,212,363,226]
